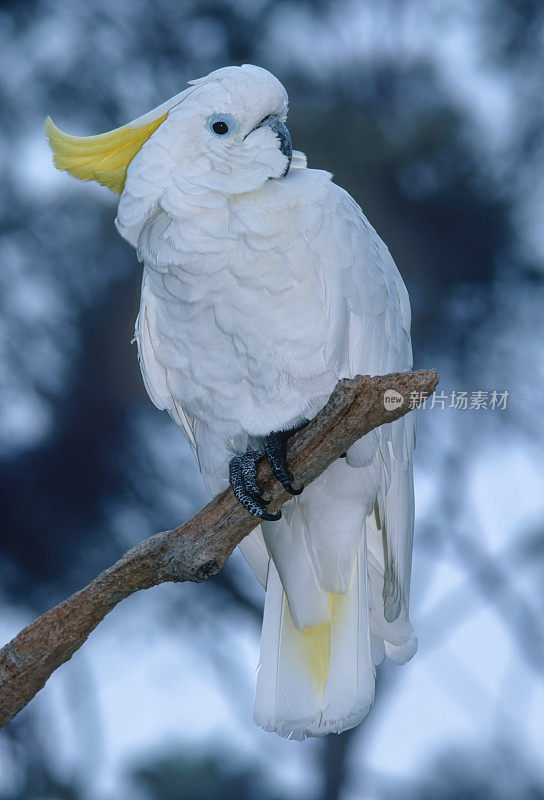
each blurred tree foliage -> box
[381,745,544,800]
[129,749,287,800]
[0,0,542,798]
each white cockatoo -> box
[47,64,417,740]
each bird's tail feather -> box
[254,542,375,740]
[366,498,417,666]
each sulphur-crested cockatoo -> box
[47,64,417,740]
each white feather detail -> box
[261,502,331,630]
[134,274,197,453]
[237,526,269,588]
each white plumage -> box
[48,64,417,739]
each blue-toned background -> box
[1,1,543,798]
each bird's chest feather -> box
[140,184,336,434]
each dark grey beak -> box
[258,115,292,176]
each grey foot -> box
[229,425,306,520]
[229,451,281,521]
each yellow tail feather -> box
[45,113,167,194]
[291,591,348,697]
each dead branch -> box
[0,369,438,729]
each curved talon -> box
[229,453,282,521]
[264,429,303,496]
[260,508,282,522]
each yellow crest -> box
[45,113,168,195]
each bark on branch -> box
[0,369,438,729]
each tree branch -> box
[0,369,438,729]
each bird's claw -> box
[229,425,305,521]
[229,451,282,521]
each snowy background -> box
[1,1,543,798]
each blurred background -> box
[1,0,543,797]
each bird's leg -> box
[229,450,281,521]
[264,424,306,496]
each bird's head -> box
[168,65,293,193]
[46,65,293,200]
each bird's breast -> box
[139,183,335,436]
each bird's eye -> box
[212,120,229,135]
[209,114,235,137]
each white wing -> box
[258,178,417,662]
[322,184,417,661]
[240,176,417,667]
[134,270,197,453]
